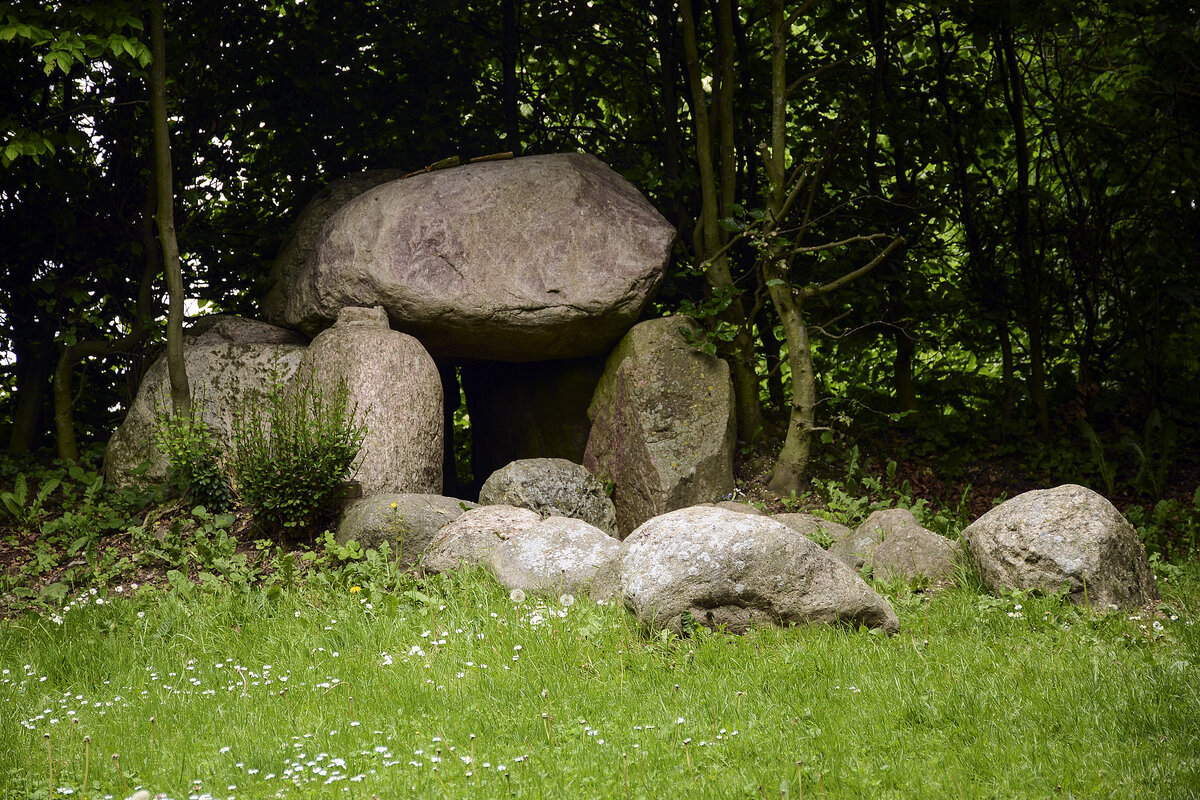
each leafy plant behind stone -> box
[154,403,232,512]
[230,367,365,536]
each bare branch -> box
[800,235,905,299]
[789,232,892,255]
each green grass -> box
[2,568,1200,800]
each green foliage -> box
[0,472,60,530]
[1126,487,1200,562]
[230,369,365,535]
[154,404,232,511]
[806,447,974,539]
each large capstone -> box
[264,168,409,324]
[103,316,307,488]
[294,306,443,495]
[583,316,736,537]
[267,153,676,361]
[962,484,1159,610]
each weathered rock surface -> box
[269,153,675,360]
[336,493,477,569]
[584,317,736,537]
[104,316,307,487]
[488,517,622,601]
[264,169,409,324]
[420,505,542,574]
[621,506,900,635]
[829,511,890,572]
[460,357,604,483]
[851,509,963,583]
[295,307,442,495]
[478,458,618,536]
[712,501,765,515]
[963,484,1159,609]
[772,513,853,549]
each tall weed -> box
[231,367,365,535]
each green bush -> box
[231,368,365,535]
[155,404,233,511]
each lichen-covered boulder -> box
[584,317,736,537]
[268,153,675,361]
[420,505,542,575]
[963,484,1159,610]
[295,306,442,495]
[478,458,617,536]
[488,517,622,601]
[621,506,899,635]
[335,493,477,569]
[104,316,307,488]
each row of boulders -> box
[337,470,1159,636]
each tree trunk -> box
[6,340,52,454]
[151,0,190,419]
[767,276,815,496]
[893,328,918,417]
[501,0,520,153]
[999,27,1049,437]
[762,0,811,496]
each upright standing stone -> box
[104,316,307,488]
[296,306,442,495]
[584,316,736,537]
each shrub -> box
[155,404,233,511]
[231,368,365,535]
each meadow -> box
[3,563,1199,800]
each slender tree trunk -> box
[680,0,767,441]
[501,0,520,152]
[6,340,52,454]
[893,329,918,416]
[151,0,190,418]
[655,0,683,225]
[762,0,812,495]
[1000,27,1049,437]
[768,279,816,495]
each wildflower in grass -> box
[560,593,575,607]
[350,586,361,594]
[510,589,527,604]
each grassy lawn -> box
[3,565,1199,800]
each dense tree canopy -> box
[2,0,1198,500]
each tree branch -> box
[800,235,905,298]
